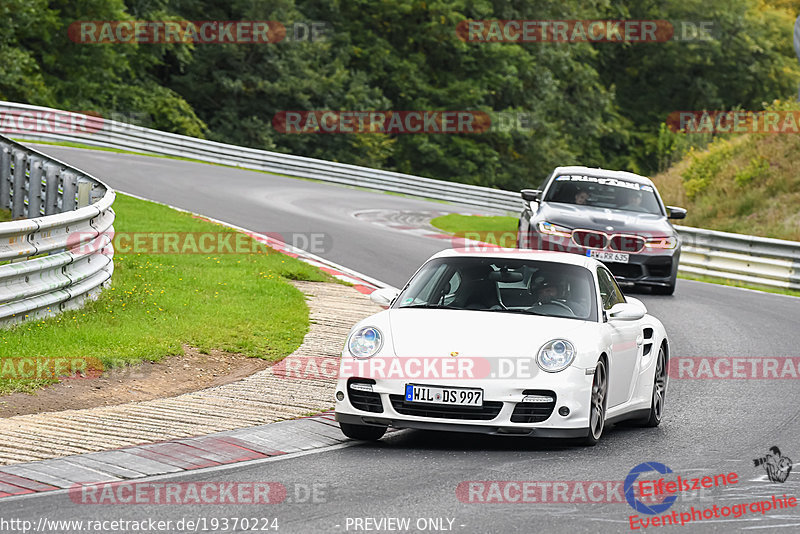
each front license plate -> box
[405,385,483,406]
[590,250,630,263]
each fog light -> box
[523,395,554,403]
[558,406,570,416]
[336,391,345,401]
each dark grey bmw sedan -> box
[518,166,687,295]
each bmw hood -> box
[537,202,674,236]
[384,309,599,359]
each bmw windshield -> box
[394,257,598,321]
[544,175,664,215]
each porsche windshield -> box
[544,175,663,215]
[394,257,598,321]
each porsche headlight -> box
[348,327,383,359]
[537,339,576,372]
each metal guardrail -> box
[0,101,521,213]
[2,101,799,293]
[675,226,800,291]
[0,134,115,327]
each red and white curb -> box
[353,208,504,250]
[0,412,349,499]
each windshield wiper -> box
[397,304,458,310]
[492,308,547,316]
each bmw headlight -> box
[537,221,572,237]
[644,235,678,249]
[536,339,576,372]
[348,327,383,359]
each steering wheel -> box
[529,300,575,315]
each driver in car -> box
[529,274,590,317]
[533,280,559,305]
[619,188,644,211]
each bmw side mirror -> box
[521,189,542,202]
[667,206,687,220]
[370,287,400,307]
[608,302,645,321]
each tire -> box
[642,345,667,427]
[583,359,608,446]
[339,422,387,441]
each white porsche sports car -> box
[334,249,669,445]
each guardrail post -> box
[27,157,44,218]
[77,181,91,208]
[0,144,10,210]
[43,164,59,215]
[11,150,27,219]
[61,171,77,211]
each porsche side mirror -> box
[608,302,645,321]
[370,287,400,307]
[667,206,687,220]
[521,189,542,202]
[624,296,647,314]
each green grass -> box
[12,138,153,156]
[0,209,10,223]
[652,100,800,241]
[677,272,800,298]
[430,213,518,246]
[0,193,333,395]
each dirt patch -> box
[0,346,271,418]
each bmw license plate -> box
[405,385,483,406]
[590,250,630,263]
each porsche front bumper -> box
[333,366,595,438]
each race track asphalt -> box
[3,145,799,533]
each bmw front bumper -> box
[522,230,680,288]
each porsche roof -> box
[429,248,600,269]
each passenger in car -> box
[574,188,589,205]
[463,277,502,310]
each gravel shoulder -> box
[0,281,379,465]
